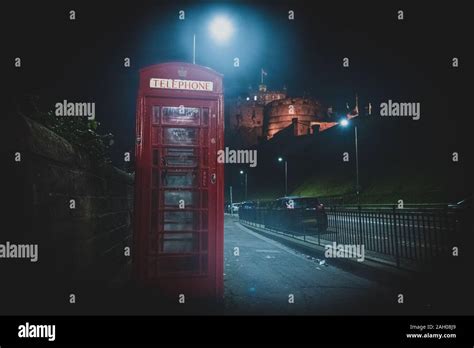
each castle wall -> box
[263,98,326,138]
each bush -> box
[16,95,113,165]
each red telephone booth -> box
[133,62,224,299]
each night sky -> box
[5,1,470,163]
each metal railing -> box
[239,204,466,269]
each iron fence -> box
[239,203,466,268]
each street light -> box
[193,15,234,64]
[240,170,247,201]
[278,157,288,196]
[340,119,360,202]
[208,16,234,43]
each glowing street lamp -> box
[340,119,349,127]
[208,16,234,43]
[193,15,234,64]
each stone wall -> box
[3,114,133,309]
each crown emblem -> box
[178,67,187,78]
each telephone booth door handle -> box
[210,173,217,184]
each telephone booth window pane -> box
[151,190,158,211]
[162,232,195,253]
[152,127,159,145]
[163,128,198,145]
[152,149,159,165]
[202,107,209,126]
[202,211,208,230]
[201,233,208,251]
[163,171,197,188]
[201,254,208,274]
[164,211,198,231]
[164,148,198,167]
[162,106,200,125]
[150,212,158,234]
[164,190,198,207]
[153,106,160,124]
[152,169,159,188]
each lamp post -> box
[340,119,360,202]
[193,34,196,64]
[278,157,288,196]
[229,185,233,215]
[354,125,359,200]
[240,170,247,201]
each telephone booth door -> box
[134,63,224,299]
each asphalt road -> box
[223,215,398,315]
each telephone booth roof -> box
[138,62,224,97]
[140,62,223,77]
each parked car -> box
[238,201,257,220]
[231,203,242,213]
[266,196,328,233]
